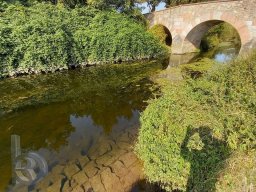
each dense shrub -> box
[149,24,172,46]
[135,52,256,191]
[0,3,167,78]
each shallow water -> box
[0,61,164,191]
[169,44,240,66]
[212,47,239,63]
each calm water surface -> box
[0,61,165,191]
[169,45,240,66]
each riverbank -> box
[0,3,167,78]
[136,51,256,191]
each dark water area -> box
[0,61,164,191]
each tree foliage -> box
[139,0,217,12]
[148,24,172,46]
[1,0,215,12]
[0,3,167,78]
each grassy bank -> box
[0,3,167,78]
[135,52,256,191]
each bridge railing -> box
[150,0,241,14]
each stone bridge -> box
[147,0,256,54]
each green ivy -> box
[0,3,168,78]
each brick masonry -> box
[147,0,256,54]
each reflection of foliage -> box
[201,22,241,51]
[136,52,256,191]
[180,58,215,78]
[0,60,162,115]
[0,60,162,191]
[0,59,162,157]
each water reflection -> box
[169,45,240,66]
[213,47,238,63]
[168,53,197,67]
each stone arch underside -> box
[149,23,173,46]
[179,12,251,54]
[181,20,241,53]
[163,25,172,46]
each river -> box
[0,44,239,192]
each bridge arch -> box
[182,20,242,53]
[146,1,256,55]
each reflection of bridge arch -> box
[147,0,256,54]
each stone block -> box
[90,174,106,192]
[95,153,116,167]
[35,167,64,191]
[72,171,89,185]
[46,180,62,192]
[62,180,73,192]
[84,161,99,178]
[100,168,124,192]
[116,141,131,151]
[116,132,132,143]
[110,160,129,178]
[119,152,138,168]
[64,163,81,179]
[120,170,138,191]
[72,184,85,192]
[129,161,144,180]
[88,139,113,160]
[109,147,127,159]
[78,156,90,168]
[82,182,93,192]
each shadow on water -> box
[0,60,164,191]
